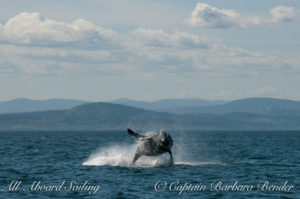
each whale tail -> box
[127,128,151,141]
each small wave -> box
[175,161,232,167]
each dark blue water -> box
[0,131,299,199]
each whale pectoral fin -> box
[127,128,151,141]
[139,136,152,141]
[168,150,174,165]
[127,128,143,140]
[132,153,142,165]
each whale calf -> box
[127,128,174,165]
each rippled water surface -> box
[0,131,299,198]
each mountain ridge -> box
[0,99,300,130]
[169,97,300,114]
[0,98,89,114]
[108,98,228,111]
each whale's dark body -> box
[127,128,174,165]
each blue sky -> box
[0,0,299,101]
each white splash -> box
[82,143,171,167]
[83,144,134,167]
[82,130,231,168]
[82,143,230,168]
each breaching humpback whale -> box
[127,128,174,165]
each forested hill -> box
[0,101,300,130]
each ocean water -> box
[0,130,299,199]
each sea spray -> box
[82,131,228,167]
[82,141,172,167]
[82,144,136,167]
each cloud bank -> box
[185,3,296,29]
[0,12,117,46]
[0,12,298,78]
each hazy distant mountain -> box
[169,98,300,115]
[0,102,178,130]
[0,98,88,114]
[109,98,227,111]
[0,100,300,130]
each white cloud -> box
[0,12,117,45]
[185,3,296,29]
[185,3,243,28]
[0,12,298,78]
[127,29,213,49]
[270,5,296,22]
